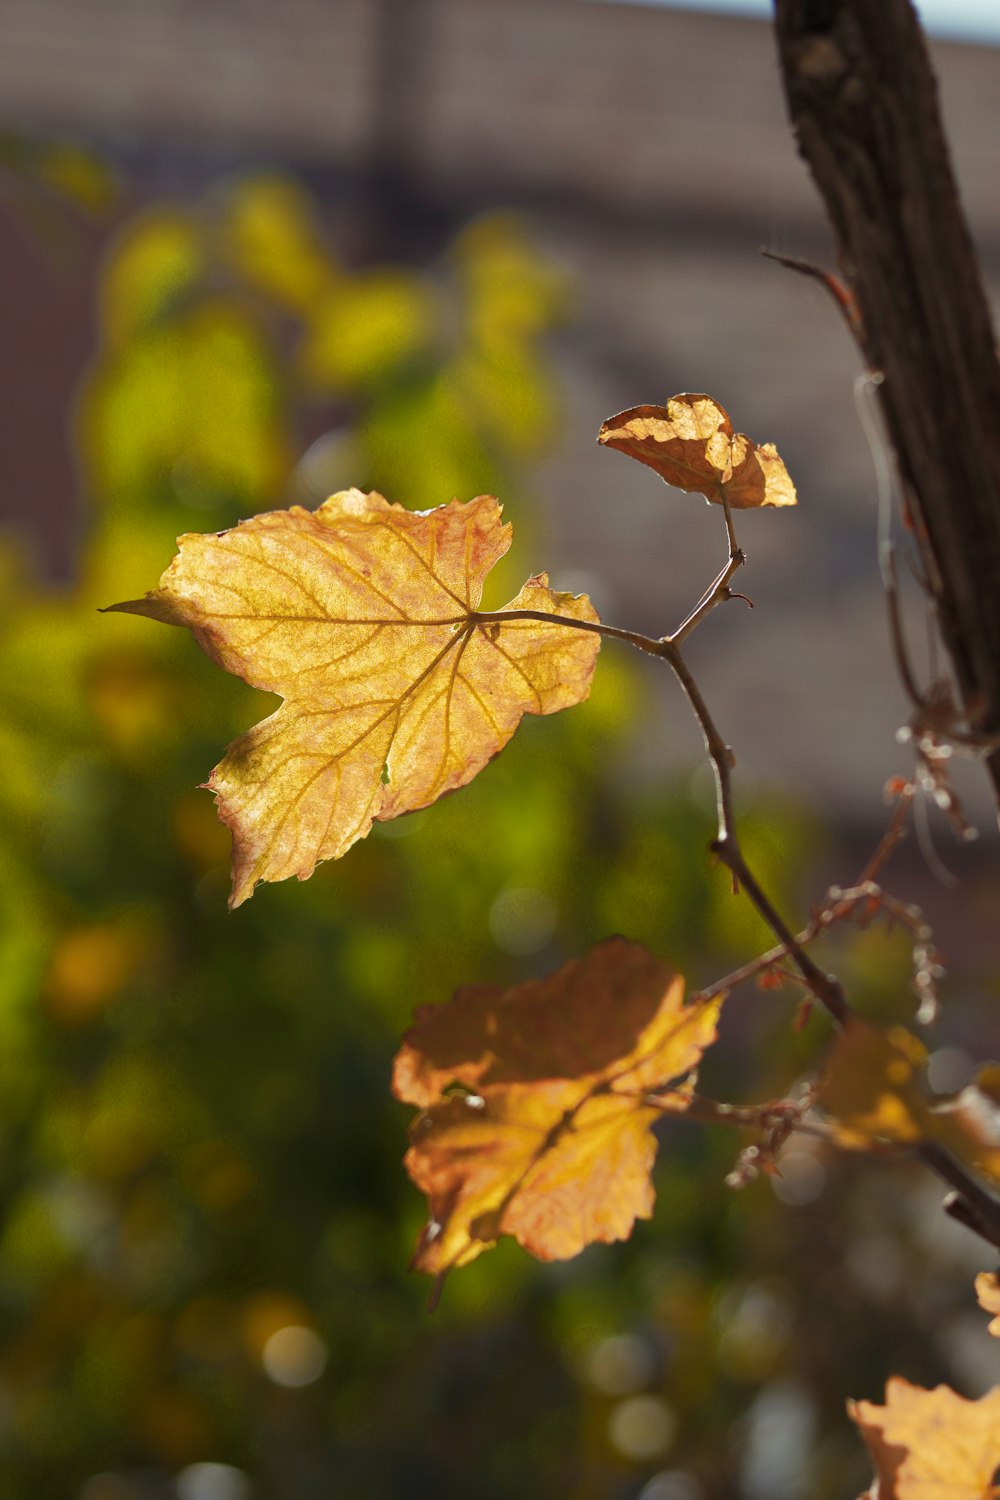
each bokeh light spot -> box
[585,1332,656,1395]
[608,1394,677,1461]
[176,1463,251,1500]
[261,1325,327,1387]
[771,1147,826,1206]
[638,1473,703,1500]
[488,886,556,955]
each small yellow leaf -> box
[108,491,599,906]
[598,393,796,509]
[300,272,436,392]
[848,1377,1000,1499]
[820,1020,928,1148]
[222,175,335,313]
[393,937,722,1277]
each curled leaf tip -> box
[101,595,181,624]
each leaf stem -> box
[666,546,747,652]
[639,1087,833,1139]
[638,1088,923,1172]
[474,516,747,656]
[688,878,900,1004]
[720,494,741,564]
[646,1091,1000,1245]
[481,548,1000,1246]
[472,610,670,658]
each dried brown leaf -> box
[597,393,796,509]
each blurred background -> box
[1,2,999,1497]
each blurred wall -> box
[2,0,1000,821]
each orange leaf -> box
[108,490,599,905]
[848,1377,1000,1499]
[393,937,722,1277]
[597,393,796,509]
[975,1273,1000,1338]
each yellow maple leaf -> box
[108,489,599,905]
[849,1378,1000,1499]
[393,937,722,1277]
[597,393,796,509]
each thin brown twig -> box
[688,874,912,1007]
[645,1093,1000,1245]
[760,247,862,337]
[637,1087,929,1196]
[471,609,669,657]
[667,546,747,645]
[479,522,1000,1248]
[856,780,914,886]
[719,494,740,562]
[497,514,851,1027]
[657,513,1000,1241]
[919,1143,1000,1254]
[658,633,851,1026]
[942,1190,1000,1253]
[638,1087,836,1141]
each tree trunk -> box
[772,0,1000,819]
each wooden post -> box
[772,0,1000,817]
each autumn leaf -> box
[819,1020,929,1148]
[392,937,722,1278]
[848,1378,1000,1499]
[975,1273,1000,1337]
[108,490,599,906]
[597,393,796,509]
[821,1025,1000,1193]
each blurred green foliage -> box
[0,169,984,1500]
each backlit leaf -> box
[300,271,437,393]
[598,393,796,509]
[819,1019,928,1147]
[848,1378,1000,1499]
[823,1027,1000,1188]
[393,937,722,1277]
[108,490,599,906]
[97,210,202,347]
[222,175,335,313]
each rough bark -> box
[772,0,1000,817]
